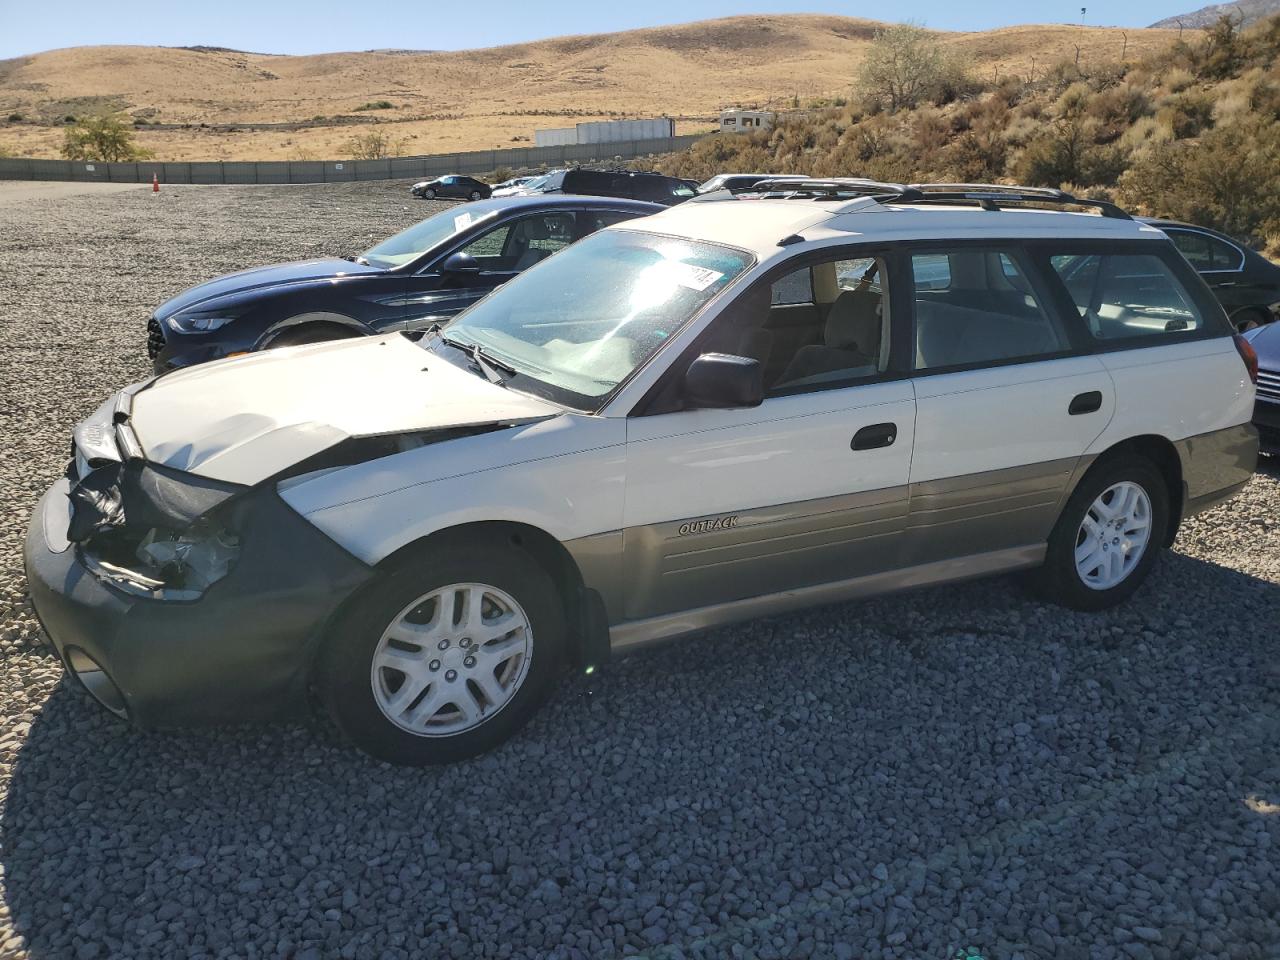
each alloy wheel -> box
[1074,481,1153,590]
[370,582,533,736]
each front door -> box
[400,210,581,331]
[621,250,916,621]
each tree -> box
[344,131,403,160]
[61,113,150,162]
[857,23,956,113]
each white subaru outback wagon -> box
[26,180,1259,764]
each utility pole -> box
[1080,7,1087,24]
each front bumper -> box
[24,478,375,727]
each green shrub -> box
[5,113,21,123]
[1118,115,1280,244]
[1157,89,1215,138]
[353,100,395,111]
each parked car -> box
[1242,322,1277,454]
[28,179,1257,765]
[696,173,810,194]
[410,175,492,201]
[534,168,695,206]
[1144,218,1280,331]
[490,176,536,198]
[146,195,663,372]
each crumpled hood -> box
[128,335,560,484]
[154,258,381,317]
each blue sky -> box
[0,0,1194,59]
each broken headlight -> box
[134,526,241,596]
[69,458,247,600]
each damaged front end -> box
[67,390,248,601]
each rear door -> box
[621,247,916,621]
[904,245,1114,565]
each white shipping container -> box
[534,118,675,147]
[534,127,578,147]
[574,118,676,144]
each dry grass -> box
[0,15,1182,161]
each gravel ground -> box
[1,182,1278,960]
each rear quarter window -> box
[1046,250,1213,342]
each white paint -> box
[128,336,558,485]
[623,381,915,528]
[910,356,1115,484]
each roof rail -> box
[900,183,1132,219]
[698,177,1131,219]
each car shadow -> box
[4,550,1280,958]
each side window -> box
[911,253,951,291]
[771,266,814,305]
[912,249,1069,370]
[1047,252,1204,340]
[579,211,635,234]
[1206,234,1244,271]
[1169,230,1211,270]
[692,253,893,398]
[457,223,511,263]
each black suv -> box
[537,168,695,206]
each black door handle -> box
[851,422,897,450]
[1069,391,1103,415]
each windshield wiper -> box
[441,335,517,385]
[342,254,371,266]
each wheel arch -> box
[260,312,367,348]
[373,520,607,670]
[1082,434,1184,546]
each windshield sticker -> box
[453,213,473,232]
[668,262,724,291]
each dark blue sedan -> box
[147,195,662,372]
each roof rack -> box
[900,183,1132,219]
[701,177,1131,219]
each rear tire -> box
[1029,456,1169,611]
[318,542,566,765]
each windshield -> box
[362,207,498,268]
[437,229,753,408]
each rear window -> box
[1048,252,1205,340]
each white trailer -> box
[719,109,774,133]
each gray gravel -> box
[1,181,1279,960]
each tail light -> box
[1233,334,1259,385]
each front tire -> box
[1030,456,1169,611]
[424,188,437,200]
[469,190,482,201]
[267,322,359,349]
[318,543,566,765]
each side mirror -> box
[684,353,763,409]
[440,251,480,276]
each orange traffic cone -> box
[152,173,159,194]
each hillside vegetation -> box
[653,15,1280,253]
[0,15,1180,160]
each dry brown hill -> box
[0,15,1183,161]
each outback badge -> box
[678,515,740,536]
